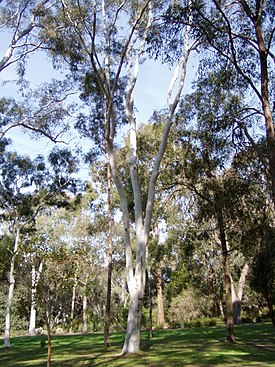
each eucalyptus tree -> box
[0,1,75,141]
[0,76,77,144]
[169,61,271,341]
[0,0,55,73]
[0,146,78,347]
[0,1,78,144]
[39,0,200,354]
[165,0,275,207]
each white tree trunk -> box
[29,261,43,335]
[82,276,88,334]
[82,294,88,334]
[122,282,143,353]
[93,0,197,355]
[232,263,249,325]
[4,227,20,347]
[70,275,78,334]
[118,2,194,354]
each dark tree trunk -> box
[218,211,235,343]
[254,20,275,208]
[104,164,113,347]
[267,299,275,327]
[148,265,153,338]
[240,0,275,208]
[45,314,52,367]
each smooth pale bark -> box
[156,267,165,327]
[4,227,20,348]
[0,0,49,72]
[219,299,225,320]
[29,261,43,335]
[119,4,194,353]
[232,263,249,325]
[82,280,88,334]
[69,275,78,334]
[89,0,197,354]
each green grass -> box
[0,323,275,366]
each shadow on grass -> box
[0,323,274,366]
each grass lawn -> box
[0,323,275,366]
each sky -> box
[0,30,196,170]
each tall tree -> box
[167,0,275,206]
[41,0,199,354]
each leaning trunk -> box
[4,227,20,348]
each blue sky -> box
[0,30,196,163]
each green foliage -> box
[167,287,216,326]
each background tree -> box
[0,146,79,347]
[250,226,275,326]
[165,0,275,206]
[37,245,75,367]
